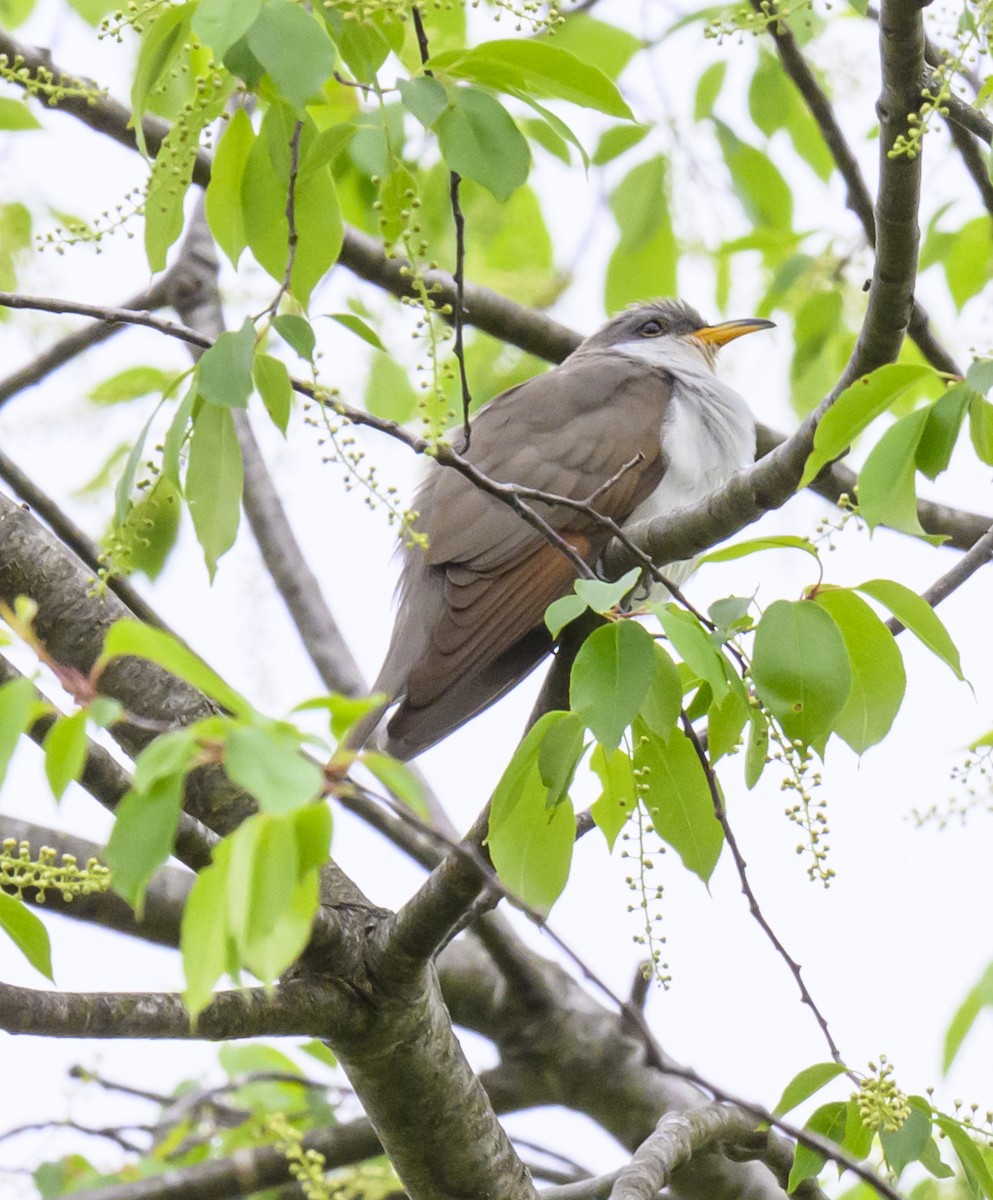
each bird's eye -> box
[638,320,663,337]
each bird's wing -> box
[377,354,675,759]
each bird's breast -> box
[623,375,756,529]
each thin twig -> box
[679,712,850,1074]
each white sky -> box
[1,1,992,1195]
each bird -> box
[355,299,774,761]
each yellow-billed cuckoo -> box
[358,299,773,761]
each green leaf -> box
[713,120,793,231]
[197,320,256,409]
[920,1136,955,1179]
[881,1101,932,1176]
[430,39,634,119]
[573,567,643,615]
[488,712,577,913]
[187,403,243,580]
[788,1101,848,1191]
[855,579,964,681]
[773,1061,847,1118]
[246,0,336,111]
[634,722,723,883]
[748,51,833,180]
[329,312,385,352]
[637,643,682,740]
[398,76,448,128]
[224,724,323,814]
[744,708,769,789]
[969,393,993,466]
[944,216,993,310]
[654,604,729,701]
[435,86,530,202]
[363,345,420,424]
[253,353,293,435]
[550,14,642,79]
[812,588,906,754]
[589,744,636,850]
[707,688,748,762]
[192,0,261,57]
[273,313,316,362]
[205,106,256,267]
[606,155,676,309]
[545,593,589,638]
[917,383,971,479]
[752,600,851,753]
[800,363,940,487]
[88,365,175,406]
[42,710,88,802]
[570,621,656,752]
[131,3,194,157]
[360,752,427,816]
[290,161,343,306]
[936,1117,993,1200]
[694,61,727,121]
[967,358,993,396]
[943,962,993,1071]
[181,847,232,1021]
[0,97,41,130]
[0,891,54,981]
[592,124,648,165]
[857,406,942,541]
[114,406,160,525]
[133,728,199,794]
[0,676,38,792]
[101,620,255,718]
[698,534,819,565]
[537,711,586,808]
[106,773,184,913]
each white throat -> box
[613,334,756,580]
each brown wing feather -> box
[371,350,676,759]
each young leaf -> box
[751,600,851,753]
[398,76,448,129]
[744,708,769,789]
[187,402,243,580]
[88,366,175,406]
[634,722,723,884]
[105,773,185,914]
[545,593,589,639]
[917,384,971,480]
[0,676,38,791]
[435,86,530,202]
[713,120,793,232]
[329,312,385,352]
[707,688,749,762]
[943,961,993,1071]
[290,163,343,306]
[253,353,293,435]
[936,1117,993,1200]
[589,744,636,850]
[881,1101,932,1176]
[969,392,993,466]
[245,0,336,112]
[429,39,634,119]
[574,567,643,614]
[197,320,256,409]
[606,155,677,309]
[800,363,939,487]
[273,313,316,362]
[638,643,683,740]
[788,1101,847,1191]
[488,711,579,913]
[773,1061,847,1118]
[224,724,323,814]
[698,534,819,565]
[101,620,255,719]
[857,406,942,541]
[206,107,256,267]
[654,604,729,701]
[360,752,427,817]
[130,2,193,157]
[855,579,964,680]
[812,588,906,754]
[192,0,261,58]
[570,620,656,752]
[0,891,54,981]
[42,710,88,802]
[182,846,232,1021]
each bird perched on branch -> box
[355,299,773,761]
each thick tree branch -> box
[608,1105,758,1200]
[0,978,339,1039]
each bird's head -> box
[580,299,775,371]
